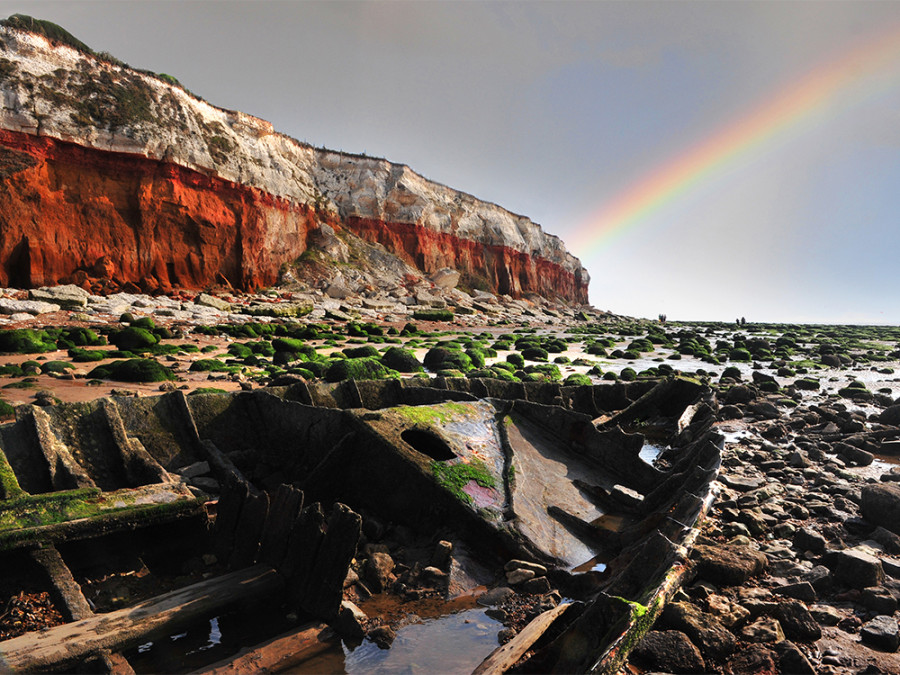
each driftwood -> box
[0,564,283,672]
[193,622,335,675]
[472,602,571,675]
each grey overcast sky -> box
[5,0,900,323]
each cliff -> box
[0,24,589,302]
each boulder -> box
[691,543,768,585]
[632,630,706,674]
[860,615,900,652]
[196,293,232,312]
[661,601,737,659]
[774,601,822,641]
[861,484,900,535]
[428,268,460,289]
[825,548,884,589]
[739,616,785,643]
[29,284,90,308]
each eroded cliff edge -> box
[0,27,589,302]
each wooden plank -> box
[192,622,334,675]
[471,602,571,675]
[29,545,93,621]
[0,564,283,673]
[229,491,269,569]
[258,484,304,569]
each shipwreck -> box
[0,375,720,673]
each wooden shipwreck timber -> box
[0,375,721,673]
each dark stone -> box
[368,625,396,649]
[860,586,898,615]
[860,615,900,652]
[632,630,706,674]
[720,474,766,492]
[691,543,767,585]
[661,601,738,660]
[775,581,817,603]
[724,644,777,673]
[365,551,396,593]
[800,565,833,592]
[834,441,874,467]
[878,405,900,426]
[793,527,827,553]
[522,576,552,595]
[719,404,743,420]
[774,601,822,641]
[775,640,816,675]
[726,385,757,404]
[826,548,885,589]
[861,484,900,535]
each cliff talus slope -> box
[0,25,589,301]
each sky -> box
[4,0,900,324]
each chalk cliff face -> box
[0,27,589,301]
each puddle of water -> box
[571,554,610,575]
[343,607,502,674]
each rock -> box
[870,526,900,554]
[335,600,367,640]
[774,601,822,641]
[189,476,220,494]
[661,601,738,659]
[477,586,514,607]
[521,576,552,595]
[632,630,706,674]
[326,282,352,299]
[793,528,827,553]
[431,540,453,571]
[861,484,900,535]
[503,559,548,576]
[775,641,816,675]
[834,441,874,467]
[368,625,396,649]
[29,284,89,308]
[739,616,785,643]
[775,581,817,603]
[860,586,898,615]
[691,543,768,585]
[808,603,843,625]
[725,385,757,404]
[720,474,766,492]
[428,268,460,289]
[506,568,535,585]
[879,405,900,426]
[706,594,750,628]
[196,293,232,312]
[860,615,900,652]
[724,644,777,673]
[826,548,885,589]
[800,565,832,592]
[176,461,210,479]
[0,298,60,315]
[365,552,396,593]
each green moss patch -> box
[88,358,175,383]
[431,458,496,505]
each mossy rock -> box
[324,357,393,382]
[58,327,105,348]
[521,347,549,362]
[40,361,76,374]
[524,363,561,381]
[506,353,525,368]
[130,317,156,330]
[424,347,473,373]
[465,348,486,369]
[0,329,57,353]
[620,367,637,381]
[89,358,175,383]
[564,373,592,386]
[412,309,454,321]
[110,327,159,352]
[729,348,752,362]
[0,399,16,417]
[381,347,423,373]
[343,345,380,359]
[189,359,230,372]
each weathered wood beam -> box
[472,602,571,675]
[192,622,335,675]
[0,564,283,672]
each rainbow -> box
[570,21,900,260]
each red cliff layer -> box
[0,129,588,301]
[347,217,588,302]
[0,129,315,293]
